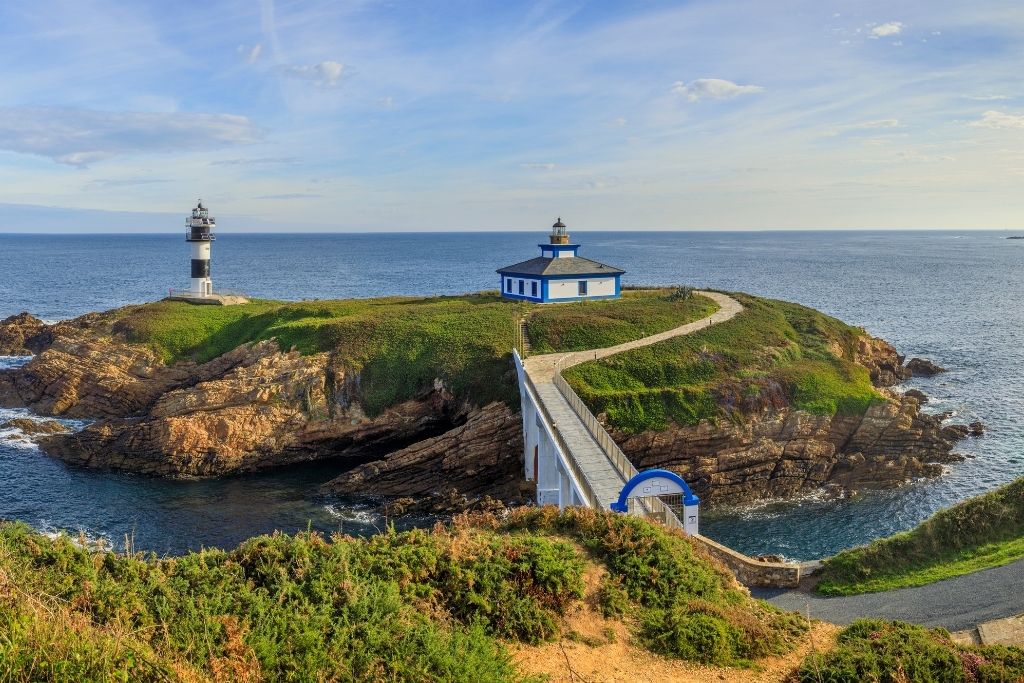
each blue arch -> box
[610,469,699,513]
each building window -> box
[578,280,588,296]
[531,282,538,297]
[518,280,524,295]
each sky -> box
[0,0,1022,232]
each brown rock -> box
[969,420,986,436]
[0,418,70,436]
[906,357,946,377]
[855,335,911,387]
[613,393,968,506]
[322,402,528,509]
[0,312,47,355]
[904,389,928,404]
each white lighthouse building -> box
[186,199,215,296]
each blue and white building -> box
[497,218,624,303]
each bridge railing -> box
[551,362,687,533]
[515,352,604,510]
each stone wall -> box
[693,534,802,588]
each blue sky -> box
[1,0,1022,232]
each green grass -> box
[563,293,883,433]
[102,290,716,416]
[817,476,1024,596]
[524,291,719,353]
[0,508,807,680]
[797,619,1024,683]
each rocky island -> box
[0,289,967,511]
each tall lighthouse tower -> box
[186,199,215,296]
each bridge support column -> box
[521,398,540,482]
[535,421,560,506]
[558,467,570,510]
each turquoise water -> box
[1,230,1021,558]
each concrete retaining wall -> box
[693,534,802,588]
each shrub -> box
[498,507,806,666]
[796,619,1024,683]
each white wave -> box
[40,526,113,551]
[323,503,380,525]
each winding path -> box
[524,291,743,381]
[755,559,1024,633]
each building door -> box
[533,445,539,482]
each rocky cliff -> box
[0,304,967,510]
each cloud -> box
[238,43,263,63]
[871,22,904,38]
[0,108,262,166]
[671,78,764,103]
[86,177,170,188]
[963,94,1010,101]
[254,193,323,199]
[521,162,555,170]
[278,61,345,87]
[209,156,299,166]
[828,119,902,135]
[968,111,1024,129]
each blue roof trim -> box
[609,469,699,513]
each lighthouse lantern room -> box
[186,199,215,297]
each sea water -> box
[0,231,1020,558]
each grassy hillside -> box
[105,290,716,415]
[817,477,1024,596]
[0,509,806,681]
[563,293,882,433]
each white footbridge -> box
[513,291,744,534]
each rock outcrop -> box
[854,335,911,387]
[604,338,965,505]
[321,402,532,510]
[0,418,70,436]
[613,393,962,505]
[0,313,47,355]
[906,357,946,377]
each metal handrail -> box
[521,371,604,510]
[551,362,689,531]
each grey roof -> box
[497,256,625,276]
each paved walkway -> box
[521,291,743,508]
[524,291,743,380]
[756,559,1024,633]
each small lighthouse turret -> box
[185,199,215,297]
[550,217,569,245]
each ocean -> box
[1,230,1021,559]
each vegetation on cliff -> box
[105,290,716,415]
[797,619,1024,682]
[817,476,1024,596]
[563,293,882,433]
[0,508,808,681]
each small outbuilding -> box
[497,218,624,303]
